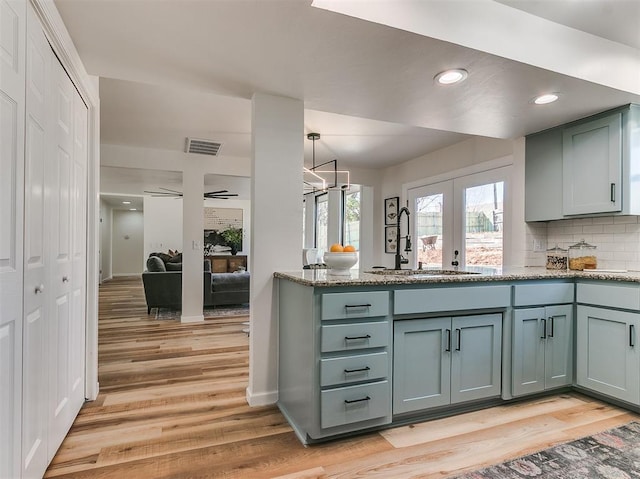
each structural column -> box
[248,93,303,405]
[181,161,205,323]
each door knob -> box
[62,276,69,283]
[35,284,45,294]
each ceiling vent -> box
[185,138,223,156]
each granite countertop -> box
[274,267,640,287]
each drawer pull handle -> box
[344,396,371,404]
[541,318,547,339]
[548,317,554,338]
[630,324,635,348]
[455,329,461,351]
[345,334,371,341]
[344,366,370,374]
[344,304,372,310]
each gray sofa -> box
[142,256,250,314]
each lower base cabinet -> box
[576,305,640,404]
[393,314,502,415]
[512,305,573,396]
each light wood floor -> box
[46,276,639,478]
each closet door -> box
[22,6,51,477]
[0,1,25,478]
[69,88,88,420]
[48,55,76,456]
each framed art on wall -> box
[385,196,399,225]
[385,226,397,254]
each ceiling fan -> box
[143,187,239,199]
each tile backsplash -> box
[525,216,640,271]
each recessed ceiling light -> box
[533,93,559,105]
[122,201,131,204]
[434,69,468,85]
[129,208,137,211]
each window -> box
[315,193,328,252]
[343,187,360,250]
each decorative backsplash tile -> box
[525,216,640,271]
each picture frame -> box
[385,196,399,225]
[385,226,398,254]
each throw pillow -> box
[165,262,182,271]
[167,253,182,263]
[146,256,166,272]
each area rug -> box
[453,422,640,479]
[154,304,249,320]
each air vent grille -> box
[185,138,223,156]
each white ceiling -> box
[53,0,640,203]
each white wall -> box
[377,137,521,268]
[112,210,144,276]
[99,199,113,282]
[143,195,252,264]
[143,196,184,261]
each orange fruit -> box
[343,245,356,252]
[330,243,344,252]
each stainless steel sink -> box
[367,269,480,276]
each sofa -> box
[142,255,250,314]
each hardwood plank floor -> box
[46,276,639,478]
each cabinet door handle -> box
[344,304,372,310]
[548,317,554,338]
[445,329,451,352]
[455,328,461,351]
[344,366,370,374]
[630,325,635,347]
[344,334,371,341]
[611,183,616,203]
[541,318,547,339]
[344,396,371,404]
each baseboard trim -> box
[246,386,278,406]
[180,314,204,323]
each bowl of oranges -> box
[323,244,358,275]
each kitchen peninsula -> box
[275,268,640,444]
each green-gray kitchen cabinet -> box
[576,305,640,404]
[525,104,640,221]
[512,305,573,397]
[393,313,502,415]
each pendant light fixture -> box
[303,132,350,196]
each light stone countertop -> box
[274,267,640,287]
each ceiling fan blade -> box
[204,189,228,195]
[143,190,181,196]
[158,187,183,194]
[206,193,239,198]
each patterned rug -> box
[154,304,250,320]
[453,422,640,479]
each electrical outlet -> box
[533,239,546,252]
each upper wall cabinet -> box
[525,104,640,222]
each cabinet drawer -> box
[577,283,640,310]
[320,380,390,429]
[513,283,574,306]
[321,321,389,353]
[394,285,510,315]
[322,291,389,320]
[320,352,388,387]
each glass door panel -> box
[457,177,505,273]
[408,181,453,269]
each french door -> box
[408,167,509,272]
